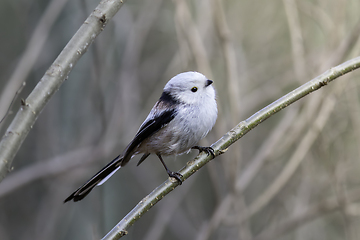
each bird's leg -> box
[192,146,215,158]
[156,153,183,184]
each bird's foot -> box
[167,170,183,184]
[192,146,215,158]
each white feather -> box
[96,166,121,186]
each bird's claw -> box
[168,171,183,184]
[192,146,215,158]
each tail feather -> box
[96,166,121,186]
[64,155,123,203]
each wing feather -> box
[121,108,176,165]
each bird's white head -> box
[164,71,216,105]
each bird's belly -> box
[137,125,201,156]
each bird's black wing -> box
[121,108,177,165]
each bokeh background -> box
[1,0,360,239]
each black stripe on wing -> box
[121,108,177,165]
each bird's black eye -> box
[191,87,198,92]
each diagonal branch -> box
[102,56,360,240]
[0,0,127,183]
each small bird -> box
[64,71,218,202]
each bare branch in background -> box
[253,187,360,240]
[0,146,98,197]
[0,0,69,127]
[246,89,337,220]
[174,0,212,78]
[283,0,307,82]
[196,194,233,240]
[213,0,241,119]
[0,0,127,183]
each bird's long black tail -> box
[64,155,123,202]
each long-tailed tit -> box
[64,71,218,202]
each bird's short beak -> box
[205,80,213,87]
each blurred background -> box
[1,0,360,239]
